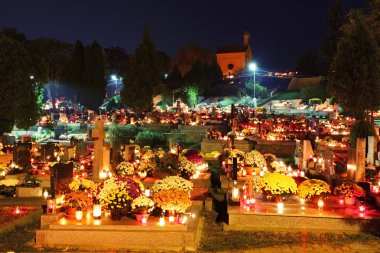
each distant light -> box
[111,75,118,81]
[164,73,168,79]
[30,75,34,80]
[248,62,257,71]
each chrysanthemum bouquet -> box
[298,179,330,199]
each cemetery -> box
[0,105,380,252]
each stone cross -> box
[92,119,105,181]
[355,138,366,182]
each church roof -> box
[216,45,248,54]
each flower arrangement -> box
[71,161,82,173]
[116,161,135,176]
[244,150,267,168]
[204,151,221,159]
[101,187,132,210]
[263,153,277,166]
[182,149,200,157]
[0,179,21,186]
[63,191,93,209]
[269,160,287,174]
[153,189,192,213]
[333,181,366,198]
[178,156,197,178]
[260,172,297,198]
[141,150,155,161]
[152,176,193,194]
[186,155,204,165]
[97,176,143,209]
[155,149,166,159]
[159,153,179,173]
[69,178,96,193]
[298,179,330,199]
[246,176,261,193]
[131,195,155,213]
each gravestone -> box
[13,142,32,168]
[50,162,73,197]
[41,142,58,162]
[367,136,375,165]
[302,140,314,170]
[355,138,366,182]
[92,119,105,180]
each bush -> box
[309,98,322,105]
[301,86,327,102]
[107,124,140,144]
[349,120,376,148]
[135,130,165,148]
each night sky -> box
[0,0,366,72]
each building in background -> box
[216,32,252,78]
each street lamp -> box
[111,75,119,94]
[248,62,257,108]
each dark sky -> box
[0,0,366,72]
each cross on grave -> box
[92,119,107,181]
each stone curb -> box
[0,207,43,235]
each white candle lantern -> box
[93,204,102,219]
[317,199,324,209]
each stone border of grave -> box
[0,207,43,235]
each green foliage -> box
[107,124,140,144]
[242,82,268,98]
[349,120,376,148]
[121,28,162,112]
[308,98,322,105]
[218,97,238,107]
[328,10,380,120]
[29,37,71,109]
[135,129,165,148]
[322,0,344,68]
[301,86,327,102]
[0,35,42,134]
[184,86,199,108]
[238,96,256,107]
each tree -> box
[243,82,268,98]
[121,28,162,112]
[0,36,40,134]
[328,10,380,121]
[322,0,345,69]
[60,40,85,101]
[301,86,327,103]
[81,41,106,110]
[29,38,71,109]
[172,44,214,77]
[184,86,199,108]
[368,0,380,44]
[104,47,129,76]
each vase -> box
[345,197,356,205]
[120,207,131,217]
[110,209,122,220]
[66,207,76,216]
[244,166,253,175]
[135,213,150,223]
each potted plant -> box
[116,161,135,177]
[177,156,197,179]
[244,150,267,175]
[153,188,192,214]
[63,191,93,216]
[260,172,297,202]
[16,173,42,197]
[131,195,155,222]
[298,179,331,201]
[334,180,366,205]
[97,176,143,219]
[68,178,95,193]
